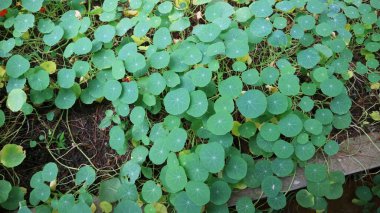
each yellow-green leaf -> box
[100,201,112,213]
[40,61,57,74]
[370,111,380,121]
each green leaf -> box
[169,17,190,32]
[0,180,12,203]
[306,0,326,14]
[268,192,286,210]
[225,40,249,58]
[57,69,75,89]
[0,0,11,10]
[111,59,125,80]
[102,0,118,12]
[147,73,166,95]
[42,162,58,182]
[150,51,170,69]
[273,140,294,159]
[14,14,35,33]
[27,69,49,91]
[315,109,334,125]
[104,80,122,101]
[295,142,315,161]
[304,119,323,135]
[30,184,50,205]
[133,20,150,37]
[189,67,212,87]
[207,112,233,136]
[167,127,187,152]
[182,46,203,65]
[109,126,127,154]
[130,106,145,125]
[193,23,221,42]
[278,74,300,96]
[330,94,352,115]
[7,89,27,112]
[236,196,255,213]
[249,18,273,37]
[250,0,272,17]
[120,81,138,104]
[323,140,339,156]
[320,78,344,97]
[164,88,190,115]
[0,110,5,127]
[149,140,169,165]
[297,48,320,69]
[125,52,146,73]
[0,38,15,57]
[260,123,280,142]
[266,92,288,115]
[199,142,225,173]
[237,90,267,118]
[185,181,210,206]
[271,158,294,177]
[355,186,373,202]
[297,15,315,30]
[219,76,243,98]
[225,155,247,180]
[6,55,30,78]
[0,144,26,168]
[75,165,96,186]
[95,25,116,43]
[187,90,208,117]
[99,178,122,203]
[55,89,76,109]
[43,26,64,46]
[142,180,162,203]
[298,96,314,112]
[210,180,231,205]
[207,41,225,56]
[278,113,303,137]
[305,163,327,182]
[262,176,282,198]
[116,18,134,36]
[239,122,257,139]
[296,189,315,208]
[165,165,187,193]
[1,186,25,210]
[120,161,141,184]
[153,27,172,49]
[158,1,173,13]
[205,2,234,22]
[74,37,92,55]
[130,146,148,164]
[171,191,201,213]
[22,0,44,12]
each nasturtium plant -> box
[0,0,377,212]
[75,165,96,186]
[199,142,225,173]
[6,55,30,78]
[142,180,162,203]
[163,88,190,115]
[41,162,58,182]
[43,26,64,46]
[237,90,267,118]
[0,144,25,169]
[7,89,27,112]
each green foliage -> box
[0,144,26,168]
[0,0,377,211]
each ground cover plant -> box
[0,0,379,212]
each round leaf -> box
[0,144,26,168]
[237,90,267,118]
